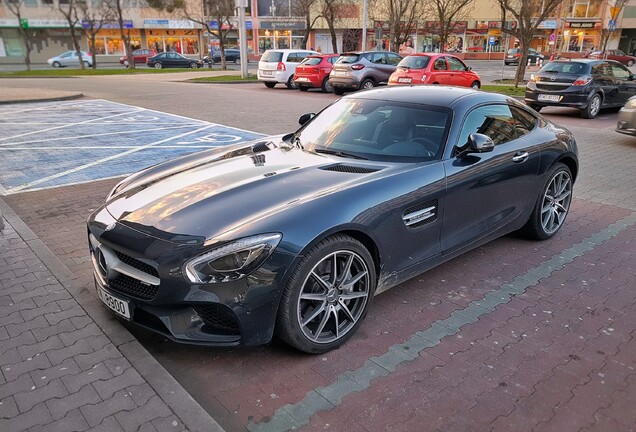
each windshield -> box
[507,49,520,54]
[261,51,283,62]
[540,62,590,74]
[397,56,431,69]
[296,98,450,162]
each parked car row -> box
[258,49,482,95]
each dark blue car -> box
[87,86,578,353]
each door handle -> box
[512,151,529,163]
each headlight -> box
[183,233,282,284]
[624,98,636,109]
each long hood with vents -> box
[105,139,389,241]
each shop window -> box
[106,38,124,55]
[89,38,106,55]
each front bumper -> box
[87,207,291,346]
[616,108,636,136]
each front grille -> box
[109,274,158,300]
[194,304,241,335]
[113,250,159,277]
[321,164,380,174]
[536,84,571,91]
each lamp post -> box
[270,0,277,49]
[362,0,367,51]
[236,0,248,78]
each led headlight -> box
[183,233,282,284]
[624,98,636,110]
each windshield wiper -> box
[314,148,368,160]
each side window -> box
[509,106,537,138]
[457,105,518,148]
[372,53,387,64]
[611,64,631,80]
[387,53,401,66]
[447,57,466,71]
[288,53,302,63]
[328,56,337,64]
[592,62,612,76]
[433,57,447,70]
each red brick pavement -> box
[4,178,636,431]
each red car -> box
[119,49,157,67]
[389,53,481,88]
[293,54,340,92]
[590,50,636,66]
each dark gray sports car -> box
[87,86,578,353]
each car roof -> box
[344,86,510,108]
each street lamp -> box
[270,0,277,49]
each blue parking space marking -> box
[0,100,264,195]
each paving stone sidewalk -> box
[0,213,217,432]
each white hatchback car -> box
[47,51,93,68]
[258,49,319,89]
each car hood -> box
[105,139,390,241]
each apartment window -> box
[571,0,601,18]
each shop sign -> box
[27,19,76,28]
[537,20,557,29]
[260,20,305,30]
[81,20,133,29]
[567,22,600,29]
[424,21,468,31]
[0,18,19,28]
[209,20,253,30]
[475,21,489,30]
[144,19,198,29]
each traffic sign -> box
[549,33,556,42]
[19,18,28,29]
[608,19,617,32]
[489,36,495,45]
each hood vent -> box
[251,142,271,153]
[320,164,381,174]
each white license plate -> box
[331,71,344,76]
[398,77,412,83]
[97,285,131,319]
[538,94,561,102]
[296,77,309,82]
[261,70,273,76]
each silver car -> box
[47,51,93,68]
[329,51,402,95]
[616,96,636,136]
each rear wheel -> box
[333,87,345,95]
[154,63,162,69]
[581,93,601,119]
[359,78,375,90]
[286,75,298,89]
[299,85,309,91]
[276,234,377,353]
[234,57,240,65]
[628,60,635,67]
[190,62,198,69]
[264,82,276,88]
[519,163,573,240]
[321,77,333,93]
[470,81,480,89]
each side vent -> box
[320,164,381,174]
[251,142,271,153]
[403,200,438,228]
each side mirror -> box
[298,112,315,126]
[467,133,495,153]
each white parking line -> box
[4,124,216,194]
[0,145,229,150]
[0,108,145,142]
[0,99,97,117]
[0,125,201,147]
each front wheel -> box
[190,62,198,69]
[581,93,601,118]
[154,63,162,69]
[234,58,240,65]
[276,235,377,353]
[470,81,480,89]
[52,61,61,68]
[519,163,573,240]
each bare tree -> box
[600,0,628,54]
[370,0,427,52]
[497,0,564,86]
[292,0,321,49]
[58,0,86,70]
[108,0,136,68]
[147,0,236,69]
[321,0,342,53]
[429,0,473,53]
[79,0,114,69]
[2,0,33,71]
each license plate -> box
[97,285,131,319]
[538,94,561,102]
[296,77,309,82]
[331,71,344,76]
[398,77,412,83]
[261,70,273,76]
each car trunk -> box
[259,51,283,71]
[535,72,580,91]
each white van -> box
[258,49,319,89]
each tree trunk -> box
[89,33,98,69]
[301,14,311,49]
[514,35,532,87]
[20,29,31,72]
[116,2,135,69]
[328,19,338,53]
[70,27,85,70]
[219,32,226,70]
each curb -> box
[0,196,225,432]
[0,92,84,104]
[185,79,259,84]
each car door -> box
[592,62,618,106]
[610,62,636,105]
[58,52,73,66]
[431,56,450,84]
[441,104,541,253]
[447,56,470,86]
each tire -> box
[321,77,334,93]
[264,82,276,88]
[190,62,198,69]
[276,234,377,353]
[123,60,129,68]
[234,58,240,65]
[529,104,543,112]
[286,75,298,89]
[333,87,345,95]
[154,63,162,69]
[519,163,573,240]
[359,78,375,90]
[628,60,634,67]
[52,61,61,68]
[299,85,309,91]
[581,93,601,119]
[470,81,480,89]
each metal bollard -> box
[527,58,532,68]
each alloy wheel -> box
[541,170,572,235]
[297,250,370,344]
[589,95,601,117]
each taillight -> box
[351,64,365,70]
[420,74,428,82]
[572,75,592,86]
[277,61,286,71]
[514,54,520,58]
